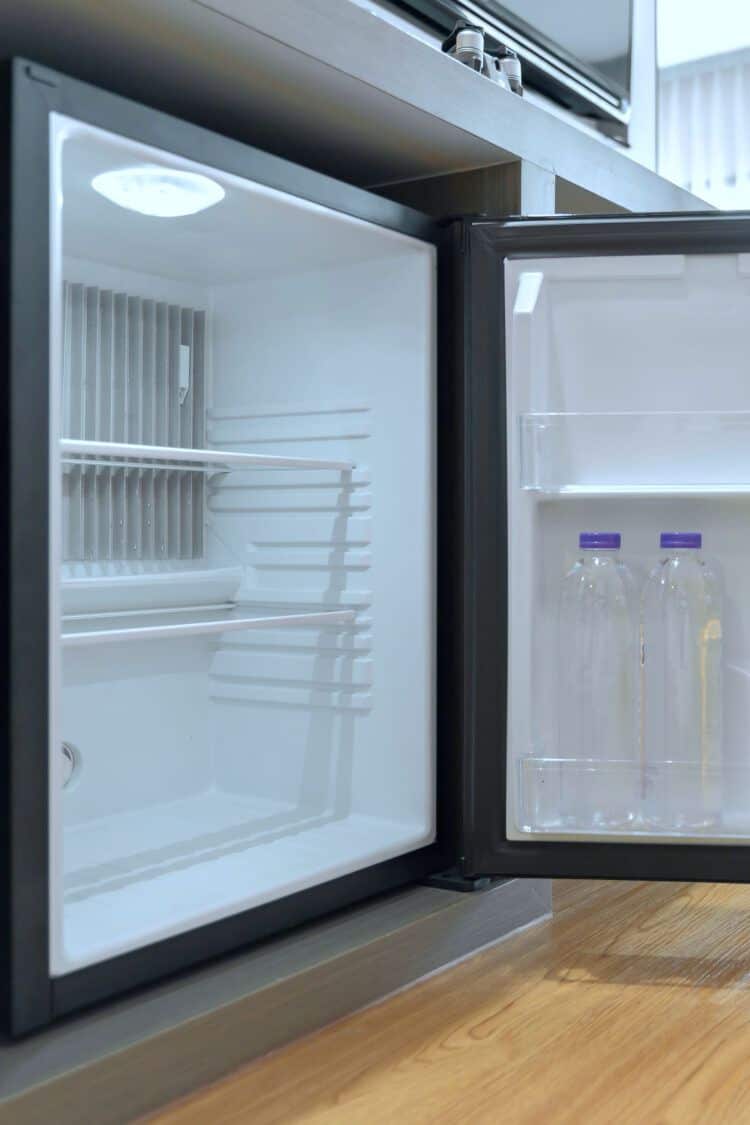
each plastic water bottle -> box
[641,532,722,831]
[558,532,639,830]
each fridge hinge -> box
[422,865,499,893]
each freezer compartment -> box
[51,116,436,974]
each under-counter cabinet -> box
[3,59,750,1035]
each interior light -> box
[91,165,225,217]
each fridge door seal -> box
[1,57,456,1036]
[456,212,750,885]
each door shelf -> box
[61,605,357,647]
[516,756,744,841]
[61,438,355,474]
[520,411,750,494]
[532,483,750,498]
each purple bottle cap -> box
[579,532,621,550]
[660,532,702,550]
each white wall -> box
[659,47,750,207]
[658,0,750,67]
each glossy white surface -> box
[49,117,436,974]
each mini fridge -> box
[4,59,750,1035]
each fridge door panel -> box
[48,112,438,975]
[462,214,750,880]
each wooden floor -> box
[148,879,750,1124]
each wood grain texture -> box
[147,880,750,1125]
[0,880,549,1125]
[378,161,556,220]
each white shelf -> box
[538,484,750,499]
[520,411,750,494]
[60,438,355,474]
[62,605,357,647]
[61,567,244,616]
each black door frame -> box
[1,58,456,1036]
[460,212,750,883]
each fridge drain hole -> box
[61,742,81,789]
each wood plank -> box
[378,161,556,220]
[148,880,750,1124]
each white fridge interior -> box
[49,116,436,974]
[506,251,750,843]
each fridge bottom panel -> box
[61,792,428,971]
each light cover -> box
[91,165,225,217]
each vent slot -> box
[62,283,206,562]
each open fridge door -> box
[458,213,750,882]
